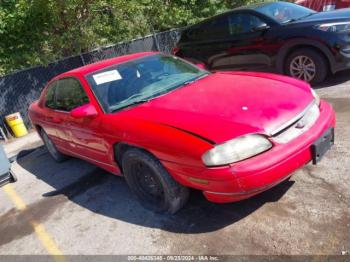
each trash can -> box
[5,112,28,138]
[0,144,17,187]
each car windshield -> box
[255,2,316,24]
[86,54,208,113]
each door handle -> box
[49,117,62,124]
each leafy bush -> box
[0,0,269,75]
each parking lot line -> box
[3,184,66,262]
[31,221,65,259]
[3,184,26,210]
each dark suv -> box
[173,1,350,84]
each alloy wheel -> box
[289,55,316,82]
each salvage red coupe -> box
[29,52,335,213]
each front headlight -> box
[202,134,272,167]
[311,89,320,106]
[315,22,350,33]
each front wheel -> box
[285,48,328,85]
[122,148,189,214]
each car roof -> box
[58,51,157,78]
[234,1,284,11]
[182,1,280,31]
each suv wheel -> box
[122,148,189,214]
[285,48,328,85]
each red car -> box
[295,0,350,11]
[29,52,335,213]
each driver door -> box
[54,77,109,164]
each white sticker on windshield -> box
[93,70,122,85]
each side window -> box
[228,14,265,35]
[187,15,229,41]
[55,78,89,111]
[188,27,203,41]
[203,15,229,39]
[45,81,57,109]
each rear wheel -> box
[41,129,68,162]
[285,48,328,85]
[122,148,189,214]
[9,170,17,183]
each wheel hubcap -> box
[133,162,164,203]
[290,56,316,82]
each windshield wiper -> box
[111,73,209,112]
[183,73,209,86]
[282,18,296,24]
[302,13,316,19]
[282,13,315,24]
[111,99,150,112]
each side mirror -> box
[253,23,270,32]
[70,103,98,118]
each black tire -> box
[284,48,328,85]
[41,129,68,162]
[122,148,189,214]
[9,170,17,183]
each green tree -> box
[0,0,53,74]
[0,0,268,76]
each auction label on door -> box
[93,70,122,85]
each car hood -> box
[121,72,314,144]
[297,8,350,23]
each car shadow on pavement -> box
[314,69,350,89]
[16,146,294,234]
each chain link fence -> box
[0,29,182,136]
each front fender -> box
[104,116,213,168]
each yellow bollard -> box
[5,112,28,138]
